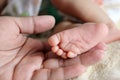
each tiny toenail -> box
[52,46,59,53]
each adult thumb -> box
[14,15,55,34]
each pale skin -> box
[0,16,106,80]
[48,0,120,58]
[48,23,108,58]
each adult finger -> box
[13,52,44,80]
[14,16,55,34]
[32,64,85,80]
[44,42,106,68]
[80,42,106,66]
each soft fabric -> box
[2,0,42,16]
[73,41,120,80]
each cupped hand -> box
[0,16,105,80]
[0,16,54,80]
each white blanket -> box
[73,41,120,80]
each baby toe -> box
[64,44,80,55]
[52,46,59,53]
[56,49,64,56]
[48,34,60,46]
[67,51,77,58]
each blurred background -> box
[0,0,64,38]
[0,0,120,38]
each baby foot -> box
[48,23,108,58]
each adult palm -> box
[0,16,104,80]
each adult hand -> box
[0,16,105,80]
[32,42,105,80]
[0,16,55,80]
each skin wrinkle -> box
[68,41,80,54]
[59,31,68,50]
[12,38,28,59]
[77,28,93,46]
[0,38,28,67]
[79,33,91,46]
[76,25,94,46]
[70,40,85,54]
[13,17,23,34]
[0,19,26,51]
[77,30,91,51]
[30,61,43,80]
[0,39,28,71]
[14,17,34,34]
[2,44,26,80]
[22,17,34,34]
[12,38,44,80]
[31,69,44,80]
[23,41,47,79]
[13,17,27,45]
[0,48,21,68]
[12,41,33,80]
[31,70,37,80]
[13,50,43,80]
[61,42,69,52]
[57,33,61,45]
[32,16,37,34]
